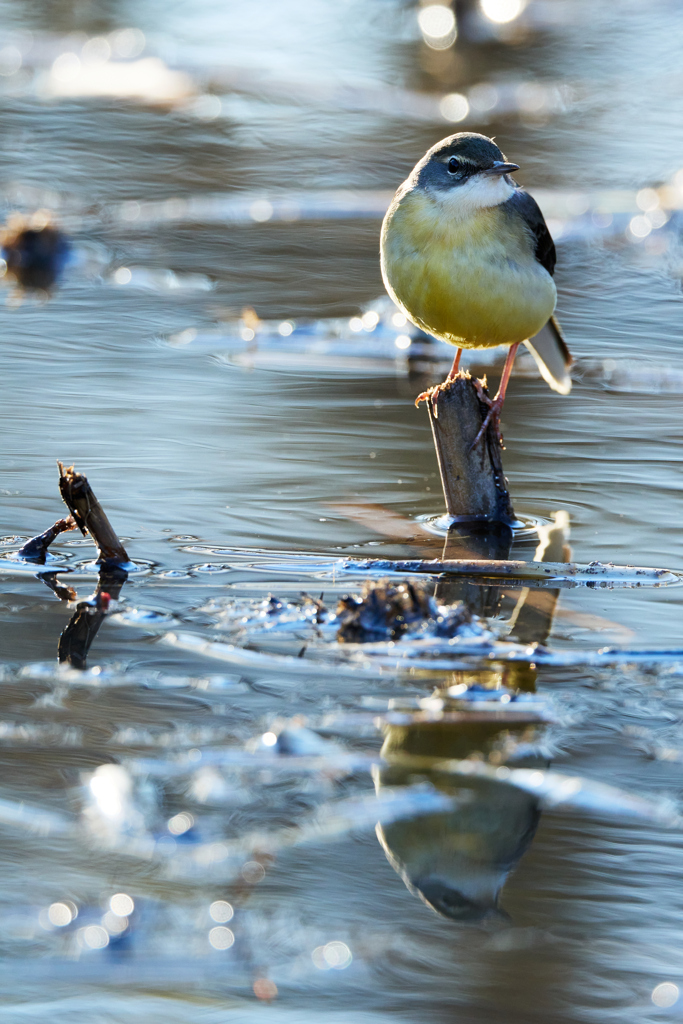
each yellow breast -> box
[380,187,556,349]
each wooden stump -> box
[425,372,515,525]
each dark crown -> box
[427,133,506,168]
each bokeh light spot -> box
[102,911,128,935]
[241,860,266,883]
[82,37,112,63]
[468,83,499,113]
[168,811,194,835]
[209,925,235,949]
[440,93,469,123]
[80,925,109,949]
[253,978,278,1000]
[629,215,652,239]
[418,4,457,48]
[0,46,22,76]
[52,53,81,83]
[480,0,526,24]
[652,983,679,1008]
[250,200,273,223]
[193,94,222,120]
[48,902,74,927]
[110,893,134,917]
[209,900,234,923]
[312,940,352,970]
[114,267,132,285]
[636,188,659,212]
[110,28,146,59]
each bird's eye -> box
[447,157,465,179]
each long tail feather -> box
[523,315,572,395]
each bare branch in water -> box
[349,557,681,585]
[57,462,129,567]
[16,516,76,563]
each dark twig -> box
[17,516,76,563]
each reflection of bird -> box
[380,132,571,444]
[375,767,540,922]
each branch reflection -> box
[56,568,127,669]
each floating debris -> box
[336,580,477,644]
[0,212,70,295]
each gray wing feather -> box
[504,189,556,276]
[505,190,571,393]
[524,315,572,395]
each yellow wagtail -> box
[380,132,571,445]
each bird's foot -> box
[471,379,504,449]
[415,370,467,409]
[415,386,436,408]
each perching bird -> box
[380,132,571,445]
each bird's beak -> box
[483,161,520,176]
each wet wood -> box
[57,462,129,567]
[424,372,515,525]
[17,516,76,562]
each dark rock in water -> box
[336,579,474,643]
[1,214,70,293]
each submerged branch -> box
[16,516,76,563]
[210,548,683,588]
[344,557,682,586]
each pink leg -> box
[447,348,462,381]
[471,342,520,448]
[415,347,462,407]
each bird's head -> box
[409,132,520,213]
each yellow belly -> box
[380,188,556,349]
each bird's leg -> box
[415,348,462,407]
[446,347,462,381]
[471,343,520,449]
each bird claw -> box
[415,388,434,408]
[415,370,463,409]
[471,387,505,449]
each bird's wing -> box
[524,315,572,395]
[505,189,570,392]
[504,188,556,276]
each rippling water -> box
[1,1,683,1022]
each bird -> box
[380,132,571,446]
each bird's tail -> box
[523,316,572,395]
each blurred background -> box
[1,1,683,1022]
